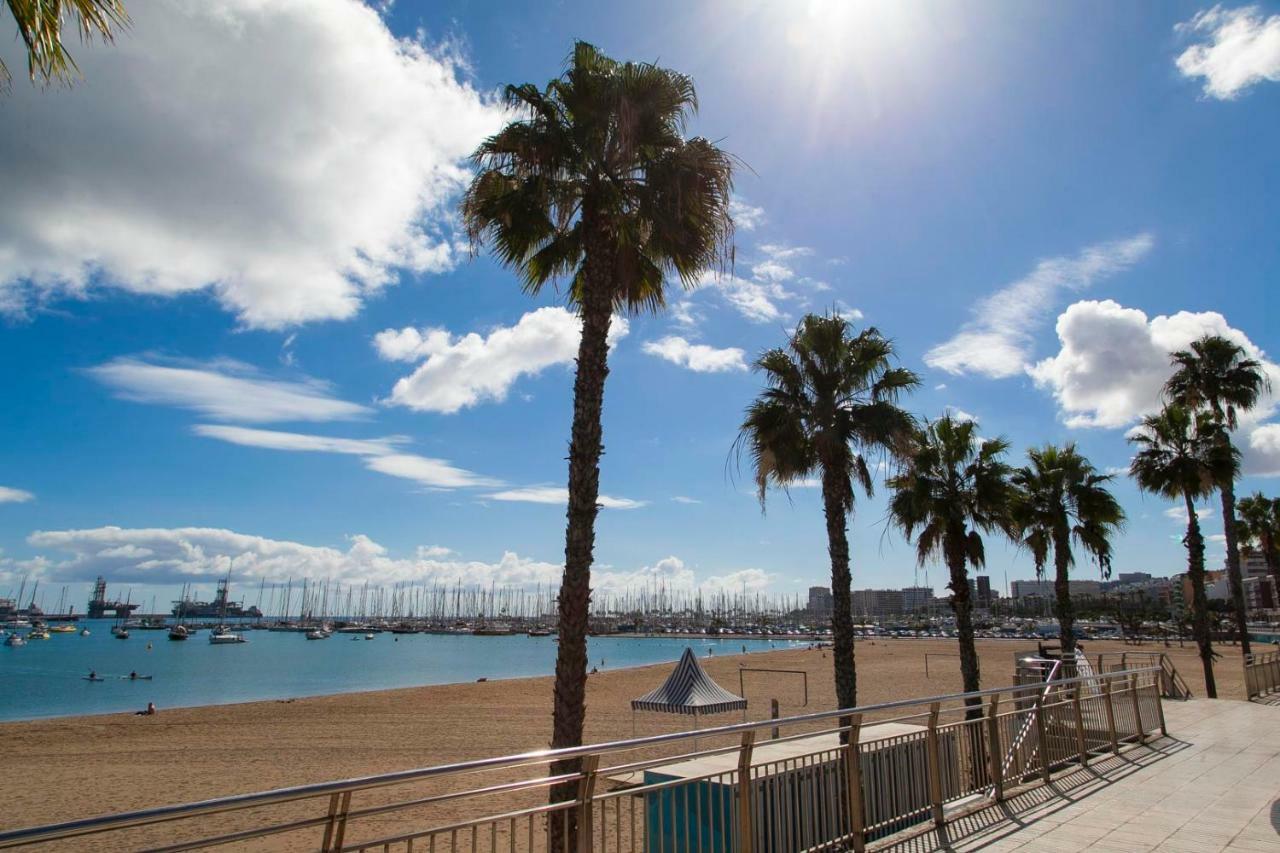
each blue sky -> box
[1,0,1278,613]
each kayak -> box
[123,675,154,681]
[83,676,106,682]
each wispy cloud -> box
[925,234,1154,379]
[193,424,500,490]
[0,486,35,504]
[484,486,646,510]
[89,357,369,423]
[1176,5,1280,100]
[729,197,765,231]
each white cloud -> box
[833,301,864,322]
[377,307,630,414]
[945,408,977,423]
[925,235,1154,378]
[671,496,701,504]
[693,243,818,323]
[193,424,501,489]
[642,336,747,373]
[90,357,369,423]
[1164,505,1215,523]
[22,529,771,595]
[1176,5,1280,100]
[0,486,35,504]
[729,198,766,231]
[483,486,646,510]
[0,0,505,328]
[1029,299,1280,477]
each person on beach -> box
[135,702,156,716]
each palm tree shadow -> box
[1271,799,1280,834]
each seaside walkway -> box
[879,699,1280,853]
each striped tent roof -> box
[631,648,747,716]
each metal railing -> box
[0,667,1166,853]
[1095,651,1192,700]
[1244,650,1280,701]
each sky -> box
[1,0,1278,614]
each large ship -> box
[172,579,262,619]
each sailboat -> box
[111,592,131,639]
[169,584,190,640]
[209,571,247,645]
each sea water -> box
[0,621,806,721]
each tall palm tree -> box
[737,314,918,721]
[1129,405,1238,698]
[462,42,734,822]
[1011,445,1124,656]
[1165,334,1270,656]
[888,415,1016,717]
[1237,492,1280,598]
[2,0,127,88]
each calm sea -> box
[0,621,806,722]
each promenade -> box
[882,698,1280,853]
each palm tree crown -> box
[888,416,1016,570]
[739,315,919,511]
[1011,444,1124,654]
[462,40,735,313]
[2,0,127,88]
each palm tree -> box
[1129,405,1238,698]
[1011,445,1124,656]
[737,314,918,721]
[888,415,1016,717]
[1237,492,1280,598]
[2,0,127,88]
[1165,334,1270,656]
[462,42,734,823]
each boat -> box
[27,624,50,640]
[83,675,106,682]
[168,624,189,641]
[3,633,24,647]
[306,629,330,640]
[49,624,76,634]
[527,628,553,637]
[364,633,374,640]
[79,628,90,636]
[209,626,246,644]
[111,625,130,640]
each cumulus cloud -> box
[89,357,370,423]
[0,0,505,327]
[925,235,1154,378]
[1164,505,1215,523]
[0,486,35,504]
[194,424,501,489]
[1176,5,1280,99]
[22,527,765,593]
[376,307,630,414]
[483,486,646,510]
[1029,299,1280,476]
[729,197,766,231]
[694,243,819,323]
[642,336,747,373]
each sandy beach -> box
[0,637,1248,848]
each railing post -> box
[737,731,756,853]
[1034,695,1051,783]
[575,754,599,853]
[1244,655,1254,700]
[1102,680,1119,755]
[1155,676,1168,737]
[319,790,351,853]
[926,702,944,828]
[1071,688,1088,766]
[842,714,866,853]
[1128,673,1145,743]
[985,694,1003,801]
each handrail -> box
[0,665,1163,850]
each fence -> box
[1095,651,1192,700]
[1244,650,1280,701]
[0,667,1165,853]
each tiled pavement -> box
[877,699,1280,852]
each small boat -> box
[527,628,553,637]
[27,626,50,640]
[306,629,331,640]
[49,624,76,634]
[209,626,246,644]
[364,633,374,640]
[113,628,130,640]
[83,675,106,682]
[168,625,189,641]
[80,628,91,636]
[124,674,154,681]
[3,633,24,647]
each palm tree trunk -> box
[1266,532,1280,608]
[1051,528,1076,656]
[820,465,857,739]
[548,240,615,842]
[945,530,982,721]
[1218,481,1251,655]
[1184,491,1217,698]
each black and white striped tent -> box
[631,647,747,717]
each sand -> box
[0,637,1248,849]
